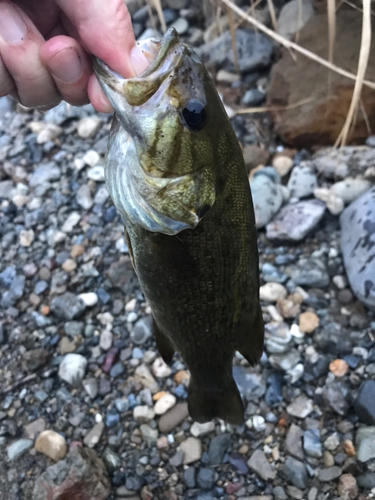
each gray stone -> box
[29,162,61,187]
[197,468,215,490]
[287,163,318,198]
[131,315,153,345]
[184,467,196,488]
[64,321,84,338]
[354,380,375,425]
[208,434,231,465]
[7,439,33,461]
[290,258,329,288]
[197,29,275,73]
[283,457,308,489]
[247,449,276,481]
[285,424,304,460]
[250,174,284,228]
[287,395,313,419]
[317,466,341,482]
[242,89,265,106]
[356,426,375,462]
[340,187,375,309]
[58,354,87,386]
[322,381,349,416]
[50,292,86,320]
[303,429,322,458]
[83,378,98,399]
[233,367,266,401]
[266,200,326,242]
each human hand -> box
[0,0,150,112]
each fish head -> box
[94,28,228,234]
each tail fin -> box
[188,376,244,425]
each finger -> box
[41,35,91,107]
[0,55,15,97]
[88,74,114,113]
[56,0,150,78]
[0,2,60,108]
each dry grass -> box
[218,0,374,146]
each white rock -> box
[125,298,137,311]
[99,330,113,351]
[154,393,176,415]
[98,312,114,326]
[35,430,67,461]
[76,184,93,210]
[78,292,98,307]
[190,421,215,437]
[83,149,101,167]
[332,275,348,289]
[87,165,105,182]
[171,18,189,35]
[272,155,294,177]
[94,186,109,205]
[330,177,371,204]
[37,123,62,144]
[314,187,344,215]
[77,117,102,138]
[19,229,35,247]
[252,415,266,432]
[12,194,29,207]
[259,282,287,302]
[152,357,172,378]
[133,405,155,423]
[216,70,239,84]
[62,212,81,233]
[58,353,87,386]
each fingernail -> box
[49,48,83,83]
[130,44,151,76]
[0,3,27,44]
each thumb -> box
[56,0,149,77]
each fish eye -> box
[182,99,207,131]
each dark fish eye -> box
[182,99,207,131]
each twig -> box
[218,0,375,90]
[236,97,314,114]
[335,0,371,146]
[0,373,37,397]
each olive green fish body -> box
[95,28,264,424]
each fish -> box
[93,27,264,425]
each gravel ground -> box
[0,2,375,500]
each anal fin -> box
[236,306,264,366]
[153,318,175,364]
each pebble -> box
[152,357,172,378]
[190,421,215,437]
[298,311,319,333]
[262,263,287,283]
[242,88,265,106]
[171,18,189,35]
[248,449,275,481]
[133,405,155,423]
[19,229,35,247]
[58,353,87,386]
[250,174,284,228]
[260,282,288,302]
[283,457,308,489]
[272,154,294,177]
[208,434,231,465]
[331,177,371,204]
[184,467,196,488]
[356,426,375,462]
[266,200,326,242]
[287,163,318,198]
[314,187,344,215]
[77,117,102,138]
[337,473,358,500]
[287,395,313,418]
[197,468,215,490]
[324,432,340,451]
[87,165,105,182]
[140,424,158,444]
[154,393,176,415]
[78,292,98,307]
[318,466,342,482]
[99,330,113,351]
[285,424,304,460]
[83,422,105,448]
[7,439,33,461]
[329,359,349,377]
[179,437,203,464]
[50,292,86,320]
[158,403,189,433]
[131,316,153,344]
[24,418,46,440]
[354,380,375,425]
[303,428,322,458]
[35,430,67,461]
[61,211,81,232]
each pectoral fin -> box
[153,317,175,364]
[236,306,264,366]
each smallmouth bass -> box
[94,28,264,425]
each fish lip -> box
[93,27,181,87]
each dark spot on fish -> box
[364,219,375,235]
[364,279,374,298]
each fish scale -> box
[95,28,264,424]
